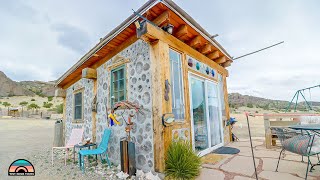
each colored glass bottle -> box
[206,67,210,75]
[188,58,193,67]
[196,62,200,70]
[211,69,215,77]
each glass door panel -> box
[190,77,208,151]
[207,82,222,147]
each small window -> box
[111,65,126,106]
[74,91,83,120]
[169,49,185,120]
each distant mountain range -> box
[0,71,56,97]
[228,93,320,110]
[0,71,318,111]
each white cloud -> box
[0,0,319,102]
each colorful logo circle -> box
[8,159,35,176]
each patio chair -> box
[272,127,320,179]
[52,128,84,166]
[78,129,111,173]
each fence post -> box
[264,114,272,149]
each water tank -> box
[53,120,64,147]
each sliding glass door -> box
[189,74,223,156]
[207,81,223,147]
[190,77,208,151]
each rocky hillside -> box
[0,71,56,97]
[0,71,35,97]
[19,81,56,97]
[228,93,320,111]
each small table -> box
[289,124,320,133]
[289,124,320,170]
[73,143,96,164]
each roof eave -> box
[55,0,159,87]
[161,0,232,60]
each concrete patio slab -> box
[196,168,225,180]
[259,171,303,180]
[221,156,260,176]
[197,140,320,180]
[261,157,320,179]
[233,176,255,180]
[253,149,281,158]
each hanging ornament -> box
[188,58,193,67]
[211,69,215,77]
[196,62,200,70]
[206,67,210,75]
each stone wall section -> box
[65,78,94,142]
[96,40,154,172]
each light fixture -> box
[162,24,174,34]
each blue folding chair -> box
[78,129,111,172]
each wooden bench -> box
[264,114,300,149]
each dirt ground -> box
[0,118,107,180]
[231,113,266,139]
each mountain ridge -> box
[0,71,56,97]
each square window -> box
[111,65,126,106]
[74,91,83,120]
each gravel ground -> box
[0,118,161,180]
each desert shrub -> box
[55,103,63,114]
[19,101,28,106]
[31,98,36,101]
[247,103,253,108]
[262,104,269,110]
[35,90,45,97]
[165,140,201,180]
[28,103,40,113]
[229,103,235,108]
[2,102,11,107]
[48,96,53,102]
[43,102,53,108]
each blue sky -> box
[0,0,320,101]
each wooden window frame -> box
[73,88,84,123]
[110,65,126,106]
[169,48,185,121]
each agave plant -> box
[165,140,201,180]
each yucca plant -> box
[165,140,201,180]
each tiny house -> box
[55,0,233,173]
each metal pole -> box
[298,84,320,91]
[299,91,313,111]
[285,91,298,112]
[233,41,284,60]
[294,91,300,111]
[245,113,258,180]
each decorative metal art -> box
[110,101,144,141]
[164,79,170,101]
